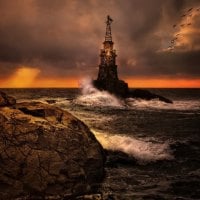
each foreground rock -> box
[46,99,57,104]
[0,91,16,106]
[0,99,105,199]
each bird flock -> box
[168,7,200,51]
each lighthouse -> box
[93,15,129,97]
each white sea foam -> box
[93,130,173,162]
[126,98,200,111]
[74,78,124,107]
[73,78,200,111]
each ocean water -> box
[1,85,200,200]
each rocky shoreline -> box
[0,91,105,199]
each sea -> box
[1,82,200,200]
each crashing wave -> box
[74,78,125,107]
[73,78,200,111]
[93,130,173,162]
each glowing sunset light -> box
[125,78,200,88]
[32,78,79,88]
[1,67,40,88]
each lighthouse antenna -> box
[105,15,113,42]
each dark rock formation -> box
[0,91,16,106]
[46,99,56,104]
[105,150,137,168]
[129,89,173,104]
[93,79,129,98]
[0,99,105,199]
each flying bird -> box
[171,38,178,44]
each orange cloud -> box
[0,66,79,88]
[1,67,40,88]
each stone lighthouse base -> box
[93,79,129,98]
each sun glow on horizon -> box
[1,67,40,88]
[0,77,199,88]
[124,78,200,88]
[0,66,199,88]
[0,66,79,88]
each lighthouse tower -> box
[93,15,128,97]
[98,15,118,81]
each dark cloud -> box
[0,0,200,79]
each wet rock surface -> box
[0,97,105,199]
[93,79,129,98]
[46,99,57,104]
[0,91,16,106]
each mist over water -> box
[75,78,200,112]
[74,78,124,107]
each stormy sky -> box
[0,0,200,87]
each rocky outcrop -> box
[129,89,173,104]
[93,80,173,104]
[93,79,129,98]
[0,91,16,106]
[46,99,56,104]
[0,98,105,199]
